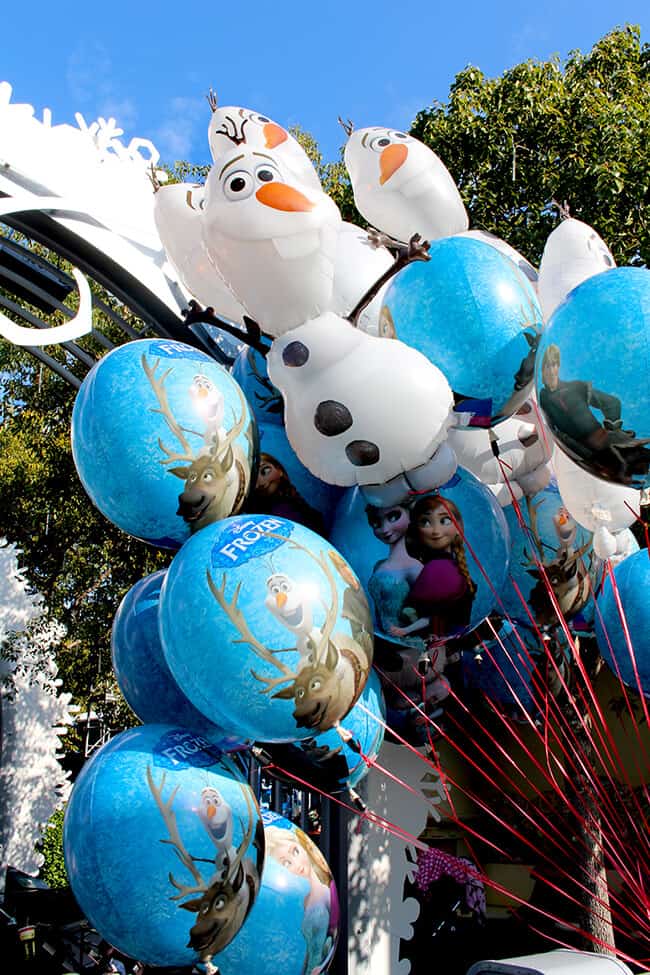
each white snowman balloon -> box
[153,182,247,323]
[538,217,616,322]
[344,126,468,244]
[207,103,322,193]
[201,146,342,337]
[267,311,454,488]
[330,222,394,335]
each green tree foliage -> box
[410,25,649,266]
[39,808,68,888]
[0,238,167,734]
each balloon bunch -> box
[63,93,650,968]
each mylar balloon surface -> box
[552,446,641,534]
[111,570,248,750]
[259,669,385,794]
[159,515,374,742]
[502,478,595,628]
[330,222,394,334]
[248,423,344,536]
[71,339,255,547]
[267,311,454,488]
[153,182,248,324]
[207,105,322,194]
[458,229,538,288]
[535,268,650,488]
[330,467,510,650]
[63,725,264,969]
[344,126,468,243]
[537,217,615,322]
[217,811,339,975]
[383,237,544,424]
[201,146,341,337]
[595,549,650,697]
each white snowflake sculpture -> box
[0,540,76,888]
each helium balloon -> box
[457,230,538,288]
[462,621,537,721]
[153,182,248,324]
[538,217,615,322]
[217,812,339,975]
[232,345,285,427]
[330,467,510,650]
[501,477,595,628]
[63,724,264,969]
[535,268,650,489]
[383,237,544,424]
[201,146,341,337]
[267,311,454,488]
[72,339,256,547]
[111,570,248,750]
[344,126,468,243]
[248,423,344,536]
[447,399,552,506]
[159,515,374,742]
[207,104,322,194]
[595,549,650,697]
[330,222,393,334]
[553,446,641,534]
[258,669,385,794]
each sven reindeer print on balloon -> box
[141,353,253,531]
[147,769,264,973]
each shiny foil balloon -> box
[595,549,650,697]
[502,477,595,629]
[63,724,264,970]
[159,515,374,742]
[111,571,248,751]
[383,236,544,424]
[330,467,510,651]
[71,339,255,548]
[344,126,468,243]
[249,423,344,536]
[217,812,339,975]
[259,669,385,794]
[201,146,341,337]
[537,217,615,322]
[153,182,248,324]
[207,105,322,194]
[535,267,650,489]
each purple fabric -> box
[409,556,468,605]
[415,848,487,918]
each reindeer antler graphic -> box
[146,767,208,901]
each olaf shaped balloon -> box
[344,125,468,244]
[207,99,322,193]
[153,181,247,324]
[201,145,341,337]
[267,309,454,490]
[538,217,616,322]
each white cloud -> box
[154,95,207,162]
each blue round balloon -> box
[330,467,510,651]
[247,423,344,537]
[535,267,650,488]
[462,621,537,721]
[72,338,256,548]
[260,669,385,794]
[501,478,596,629]
[63,724,264,969]
[217,811,339,975]
[111,571,248,751]
[595,549,650,696]
[232,346,284,426]
[159,515,374,742]
[383,237,544,424]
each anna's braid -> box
[452,535,476,593]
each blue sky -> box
[3,2,647,167]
